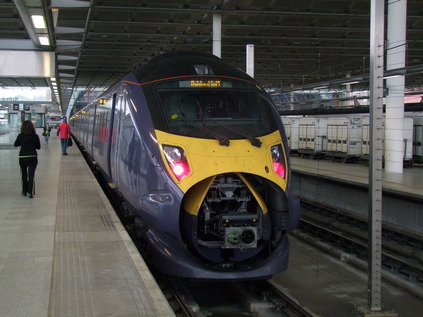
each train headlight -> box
[163,145,191,181]
[271,144,286,179]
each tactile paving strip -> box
[49,152,174,316]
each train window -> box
[194,65,214,75]
[154,86,278,139]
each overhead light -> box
[341,81,360,85]
[39,36,50,46]
[31,15,46,29]
[383,74,401,79]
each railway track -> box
[87,138,421,314]
[161,277,316,317]
[89,155,316,316]
[296,199,423,293]
[158,198,423,315]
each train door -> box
[86,104,97,156]
[281,118,292,148]
[327,124,337,152]
[290,118,299,152]
[90,94,115,178]
[340,124,347,153]
[403,118,413,163]
[105,94,117,178]
[307,124,315,150]
[109,90,126,185]
[413,118,423,162]
[298,123,310,150]
[362,117,370,157]
[315,118,327,153]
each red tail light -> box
[172,162,190,179]
[271,144,286,179]
[163,145,191,181]
[273,162,285,179]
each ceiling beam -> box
[13,0,41,46]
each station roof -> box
[1,0,422,115]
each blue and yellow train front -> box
[136,64,300,278]
[148,129,299,279]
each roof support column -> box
[290,84,295,110]
[368,0,385,313]
[213,13,221,58]
[344,73,352,107]
[385,0,407,173]
[246,44,254,78]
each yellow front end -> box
[155,129,288,194]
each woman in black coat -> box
[14,120,41,198]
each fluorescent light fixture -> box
[383,74,401,79]
[341,81,360,85]
[31,15,46,29]
[39,36,50,46]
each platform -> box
[281,153,423,315]
[0,129,175,317]
[290,156,423,199]
[274,234,423,317]
[290,156,423,235]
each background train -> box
[282,115,423,166]
[70,51,300,279]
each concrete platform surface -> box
[0,129,175,317]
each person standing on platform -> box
[57,117,72,155]
[42,122,52,144]
[14,120,41,198]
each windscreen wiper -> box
[220,124,262,148]
[197,112,262,148]
[198,125,230,146]
[180,112,230,146]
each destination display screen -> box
[176,79,228,88]
[189,79,221,87]
[156,78,255,90]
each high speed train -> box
[70,51,300,279]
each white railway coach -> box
[326,117,363,162]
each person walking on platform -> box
[14,120,41,198]
[42,122,52,144]
[57,117,72,155]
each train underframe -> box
[180,173,290,271]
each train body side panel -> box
[92,98,113,177]
[85,105,96,158]
[113,83,185,242]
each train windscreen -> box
[153,78,278,139]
